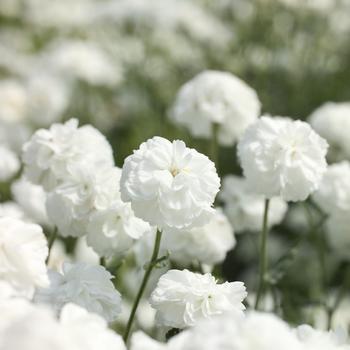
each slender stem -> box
[99,257,106,267]
[123,229,163,344]
[255,199,270,310]
[46,227,58,264]
[210,123,219,169]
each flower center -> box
[170,167,180,177]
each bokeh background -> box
[1,0,350,328]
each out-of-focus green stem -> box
[255,199,270,310]
[210,123,219,169]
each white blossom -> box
[59,303,126,350]
[238,116,328,202]
[170,70,260,146]
[219,175,288,232]
[0,145,20,181]
[11,176,51,226]
[22,118,114,191]
[308,102,350,161]
[0,79,27,122]
[35,262,122,322]
[120,136,220,230]
[46,165,120,237]
[0,201,28,220]
[46,40,123,86]
[0,217,48,298]
[296,324,349,350]
[150,269,247,328]
[312,161,350,214]
[162,208,235,266]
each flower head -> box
[35,262,122,322]
[0,217,48,298]
[170,70,260,146]
[150,269,247,328]
[238,116,328,201]
[120,136,220,230]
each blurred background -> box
[1,0,350,328]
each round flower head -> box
[238,116,328,202]
[162,208,235,266]
[34,262,122,322]
[312,161,350,214]
[219,175,288,233]
[308,102,350,161]
[120,136,220,230]
[170,70,261,146]
[150,269,247,328]
[22,118,114,191]
[0,217,49,298]
[46,165,120,237]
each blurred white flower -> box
[0,79,27,122]
[162,208,235,266]
[238,116,328,202]
[170,70,260,146]
[11,176,50,226]
[22,118,114,191]
[219,175,288,232]
[35,262,122,322]
[312,161,350,214]
[120,136,220,230]
[0,144,20,181]
[0,201,28,220]
[0,119,31,153]
[46,165,119,237]
[26,73,70,127]
[0,217,48,298]
[150,269,247,328]
[46,40,123,86]
[308,102,350,161]
[47,240,71,272]
[296,324,348,350]
[59,303,126,350]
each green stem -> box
[46,227,58,264]
[123,229,163,344]
[255,199,270,310]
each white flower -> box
[87,200,151,258]
[85,166,151,257]
[170,70,261,146]
[150,269,247,328]
[0,201,28,220]
[0,144,20,181]
[59,303,126,350]
[11,176,51,226]
[308,102,350,161]
[162,208,235,266]
[0,79,27,122]
[237,116,328,202]
[35,262,122,322]
[46,40,123,86]
[296,324,349,350]
[0,119,31,153]
[219,175,288,232]
[26,73,70,127]
[22,118,114,191]
[46,165,120,237]
[120,136,220,230]
[132,311,303,350]
[312,161,350,214]
[0,217,48,298]
[74,237,99,265]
